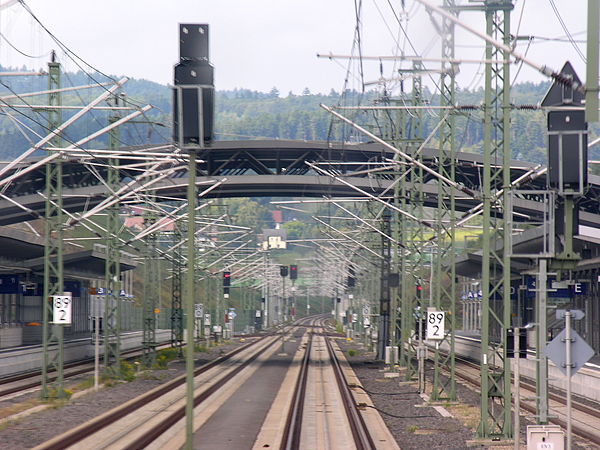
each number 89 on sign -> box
[426,311,445,340]
[52,295,72,324]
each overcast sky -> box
[0,1,590,96]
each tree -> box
[269,87,280,98]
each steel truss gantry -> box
[103,99,122,377]
[376,212,391,360]
[171,224,184,355]
[142,211,159,367]
[477,0,514,439]
[430,0,457,402]
[41,54,65,399]
[399,63,426,381]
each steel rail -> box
[438,343,600,447]
[0,342,172,399]
[34,336,269,450]
[121,334,282,450]
[325,336,376,450]
[281,329,314,449]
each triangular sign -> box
[541,61,585,107]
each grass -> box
[43,387,73,401]
[348,349,359,357]
[152,348,181,370]
[446,403,480,432]
[0,399,40,420]
[71,376,95,392]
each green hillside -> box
[0,67,575,166]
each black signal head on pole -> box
[280,265,289,277]
[222,271,231,286]
[290,265,298,280]
[173,23,214,148]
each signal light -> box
[223,271,231,286]
[290,265,298,280]
[416,284,422,298]
[280,266,288,277]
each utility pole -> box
[377,212,391,360]
[476,0,514,440]
[586,0,599,123]
[172,23,214,450]
[430,0,457,402]
[399,63,425,381]
[103,95,123,376]
[142,213,158,367]
[171,224,184,355]
[41,51,66,399]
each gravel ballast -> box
[0,341,242,449]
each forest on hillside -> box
[0,66,584,166]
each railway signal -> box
[506,327,527,358]
[290,264,298,280]
[347,276,355,288]
[223,271,231,286]
[280,265,288,277]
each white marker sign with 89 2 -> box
[426,311,445,340]
[52,295,72,324]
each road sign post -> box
[565,311,572,450]
[545,309,592,450]
[514,326,520,450]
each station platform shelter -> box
[0,225,153,348]
[456,223,600,355]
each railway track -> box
[33,334,268,450]
[451,355,600,447]
[0,342,172,401]
[28,315,396,450]
[280,317,377,450]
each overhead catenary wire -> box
[17,0,171,144]
[415,0,585,93]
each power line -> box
[0,30,50,59]
[548,0,586,63]
[17,0,171,144]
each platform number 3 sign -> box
[52,295,72,325]
[426,311,445,340]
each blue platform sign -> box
[525,276,587,298]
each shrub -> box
[120,360,137,381]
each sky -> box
[0,0,590,96]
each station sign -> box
[525,276,588,298]
[462,280,520,301]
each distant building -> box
[272,210,283,225]
[262,228,287,250]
